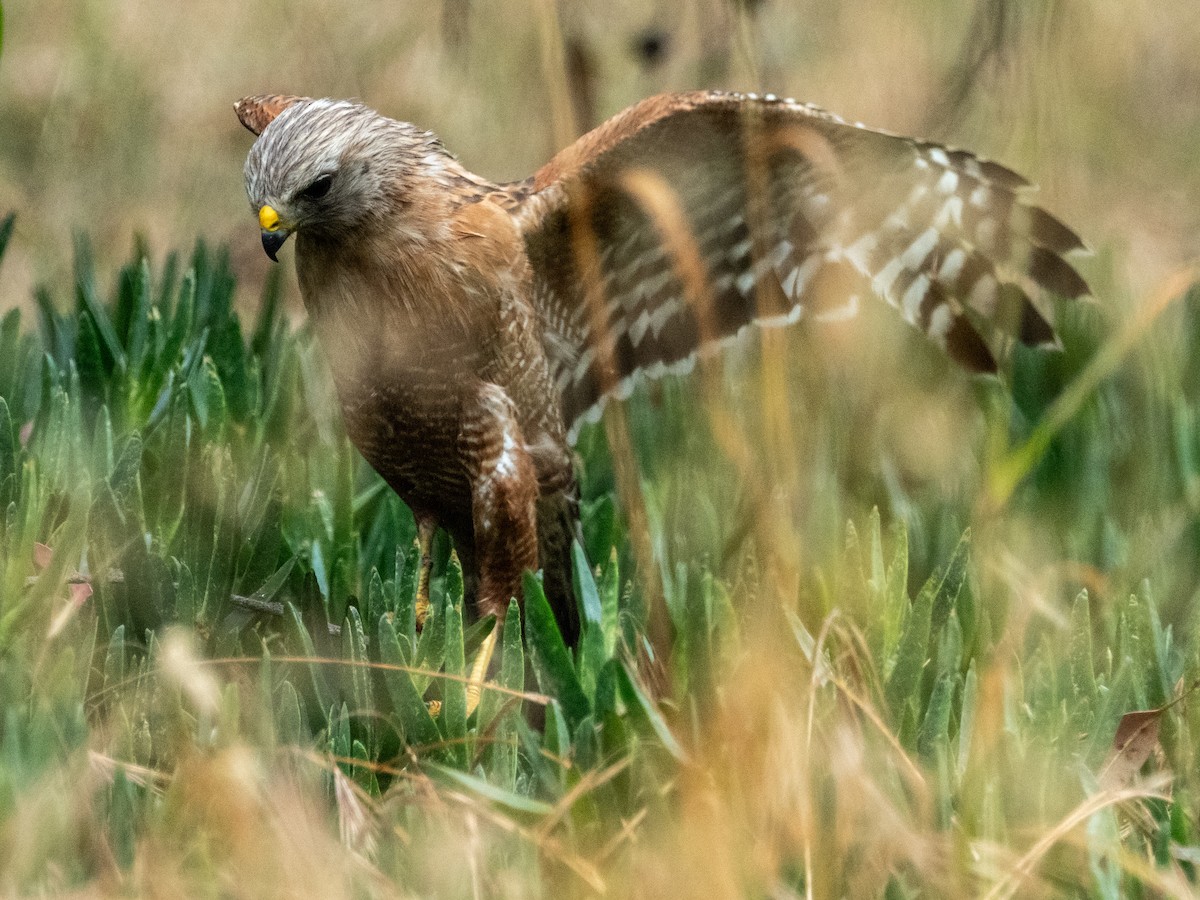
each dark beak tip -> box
[261,229,289,262]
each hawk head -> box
[237,95,441,260]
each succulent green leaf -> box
[523,572,589,729]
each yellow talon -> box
[414,518,435,632]
[466,625,500,718]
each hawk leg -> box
[414,514,436,632]
[458,382,541,713]
[461,382,541,617]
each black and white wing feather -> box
[514,90,1088,441]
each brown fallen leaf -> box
[1098,708,1163,790]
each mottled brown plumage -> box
[237,90,1088,643]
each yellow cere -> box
[259,205,281,232]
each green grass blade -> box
[377,613,442,757]
[426,763,553,816]
[885,573,934,722]
[73,234,125,374]
[284,601,332,728]
[276,679,306,744]
[441,588,468,768]
[615,663,687,763]
[917,671,955,760]
[523,572,589,729]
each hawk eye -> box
[298,174,334,201]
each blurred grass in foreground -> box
[0,200,1199,898]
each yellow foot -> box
[466,624,500,718]
[414,516,435,631]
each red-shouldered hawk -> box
[237,90,1088,651]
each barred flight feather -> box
[516,90,1090,442]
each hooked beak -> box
[258,205,291,262]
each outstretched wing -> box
[514,90,1088,442]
